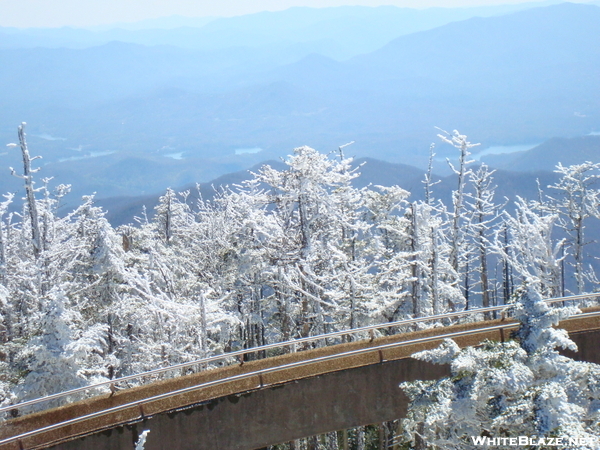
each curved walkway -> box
[1,301,600,450]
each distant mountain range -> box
[1,2,599,206]
[95,133,600,226]
[481,135,600,171]
[0,1,567,54]
[97,154,563,227]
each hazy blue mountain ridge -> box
[0,2,566,55]
[98,156,561,227]
[1,2,598,204]
[481,135,600,172]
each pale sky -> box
[0,0,590,28]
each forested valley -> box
[1,124,599,417]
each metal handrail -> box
[1,292,598,417]
[2,306,600,449]
[0,322,527,447]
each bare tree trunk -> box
[13,123,42,259]
[430,225,440,315]
[502,226,512,304]
[411,204,421,317]
[449,139,469,275]
[464,260,470,310]
[199,293,208,358]
[0,219,5,281]
[575,216,584,294]
[479,225,491,319]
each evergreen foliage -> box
[1,124,599,419]
[398,285,600,449]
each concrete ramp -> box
[2,310,599,450]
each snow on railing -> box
[0,323,525,448]
[1,295,600,449]
[4,306,600,450]
[1,292,598,419]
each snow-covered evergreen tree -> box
[4,120,600,424]
[497,198,565,298]
[362,185,413,323]
[398,283,600,449]
[411,200,463,318]
[464,164,499,314]
[546,162,600,294]
[253,146,366,338]
[13,290,87,406]
[207,181,275,352]
[439,129,477,308]
[56,196,127,380]
[118,187,241,373]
